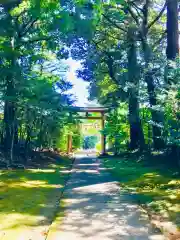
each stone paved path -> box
[47,155,164,240]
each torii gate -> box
[67,106,110,155]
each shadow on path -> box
[47,156,164,240]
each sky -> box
[63,58,100,107]
[63,58,90,106]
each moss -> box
[0,157,72,238]
[103,156,180,228]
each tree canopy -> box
[64,0,179,163]
[0,0,179,166]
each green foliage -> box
[95,142,101,152]
[83,135,98,149]
[68,0,179,160]
[72,125,82,150]
[104,104,129,153]
[0,0,179,164]
[56,124,82,152]
[164,84,180,149]
[0,0,80,163]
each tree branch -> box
[127,6,140,26]
[15,9,27,20]
[19,18,38,38]
[131,2,144,13]
[16,36,52,49]
[102,14,127,32]
[152,30,167,50]
[93,39,106,47]
[131,3,143,19]
[148,1,167,29]
[91,40,122,87]
[105,54,121,87]
[24,36,52,44]
[19,16,33,34]
[142,0,150,36]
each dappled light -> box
[0,0,179,238]
[47,156,164,240]
[0,155,72,239]
[103,157,180,229]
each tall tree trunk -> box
[128,97,145,150]
[4,39,17,164]
[3,20,18,164]
[0,131,4,145]
[165,0,179,85]
[14,120,18,145]
[24,125,31,163]
[128,28,145,150]
[141,1,165,149]
[4,103,16,165]
[166,0,179,60]
[145,71,164,149]
[142,42,164,149]
[166,0,179,165]
[37,117,44,150]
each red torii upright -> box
[67,106,110,155]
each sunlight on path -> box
[47,155,164,240]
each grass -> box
[102,155,180,229]
[0,153,72,239]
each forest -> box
[0,0,179,238]
[73,0,179,163]
[0,0,179,167]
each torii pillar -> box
[101,112,106,155]
[67,134,72,154]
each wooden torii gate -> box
[67,106,110,155]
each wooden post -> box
[101,112,106,155]
[67,134,72,154]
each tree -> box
[127,27,145,150]
[0,0,179,165]
[64,0,179,160]
[104,105,129,154]
[166,0,179,60]
[0,0,75,164]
